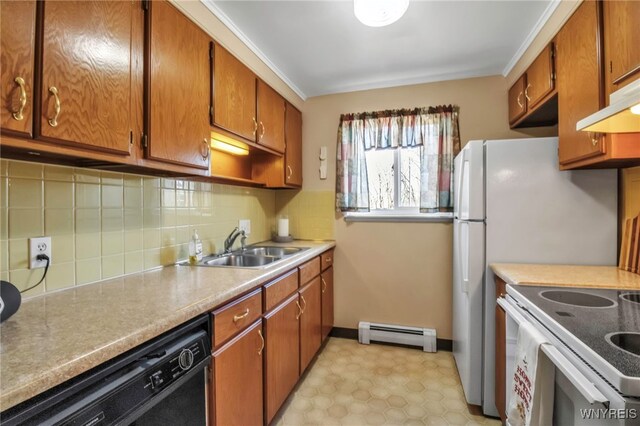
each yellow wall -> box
[280,75,557,339]
[0,160,275,297]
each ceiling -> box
[205,0,558,99]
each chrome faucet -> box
[224,227,246,253]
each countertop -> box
[491,263,640,290]
[0,240,335,412]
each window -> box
[366,147,421,212]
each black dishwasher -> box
[1,315,211,426]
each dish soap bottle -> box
[189,229,203,265]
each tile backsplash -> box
[275,190,334,240]
[0,160,276,297]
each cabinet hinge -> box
[209,45,214,59]
[142,134,148,149]
[129,130,133,145]
[552,71,556,81]
[142,0,149,11]
[210,106,214,117]
[610,61,613,73]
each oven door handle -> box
[497,298,610,408]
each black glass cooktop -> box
[511,285,640,379]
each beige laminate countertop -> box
[0,240,335,412]
[491,263,640,290]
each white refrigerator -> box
[452,137,618,417]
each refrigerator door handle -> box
[456,148,467,218]
[461,221,469,294]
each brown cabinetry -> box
[508,43,557,128]
[210,320,264,426]
[39,1,134,156]
[603,0,640,96]
[0,0,36,138]
[299,277,322,374]
[256,80,285,153]
[321,266,334,342]
[146,0,211,170]
[556,0,640,169]
[264,293,300,424]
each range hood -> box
[576,80,640,133]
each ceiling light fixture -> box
[354,0,410,27]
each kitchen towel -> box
[506,322,555,426]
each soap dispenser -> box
[189,229,203,265]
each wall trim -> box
[501,0,562,77]
[329,327,453,352]
[200,0,308,101]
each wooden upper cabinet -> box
[508,75,527,125]
[299,277,322,374]
[525,43,555,110]
[256,80,285,153]
[211,320,263,426]
[146,0,211,170]
[603,0,640,97]
[1,1,36,138]
[39,1,133,155]
[285,102,303,186]
[556,1,605,165]
[212,43,257,142]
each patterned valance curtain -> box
[335,105,461,212]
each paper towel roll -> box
[278,218,289,237]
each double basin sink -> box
[180,246,309,269]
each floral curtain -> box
[335,106,460,212]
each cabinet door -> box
[604,0,640,96]
[285,102,303,186]
[495,304,506,423]
[508,75,526,125]
[212,44,256,142]
[40,1,132,155]
[211,320,263,426]
[0,0,36,137]
[556,1,605,165]
[299,277,322,374]
[264,293,300,424]
[525,43,555,110]
[256,80,285,153]
[321,267,334,342]
[147,0,211,170]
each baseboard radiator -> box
[358,321,436,352]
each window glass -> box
[399,147,421,208]
[365,149,394,210]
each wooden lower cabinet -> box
[321,267,334,342]
[210,320,264,426]
[264,293,301,424]
[495,302,506,423]
[299,277,322,374]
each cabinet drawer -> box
[320,249,334,271]
[212,289,262,348]
[299,257,320,286]
[264,269,299,312]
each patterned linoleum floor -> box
[273,338,500,426]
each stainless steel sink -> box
[178,245,309,269]
[204,254,278,267]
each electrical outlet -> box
[29,236,52,269]
[238,219,251,235]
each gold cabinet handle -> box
[300,295,307,313]
[48,86,60,127]
[589,132,600,147]
[286,165,293,180]
[257,329,264,356]
[259,121,265,140]
[295,300,303,320]
[252,117,258,136]
[524,84,531,102]
[325,257,332,263]
[321,277,327,294]
[516,92,523,109]
[233,308,249,322]
[12,77,27,121]
[202,138,210,160]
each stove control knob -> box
[178,349,194,370]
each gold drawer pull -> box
[516,92,523,109]
[321,277,327,293]
[325,257,332,263]
[12,77,27,121]
[48,86,60,127]
[524,84,531,102]
[233,308,249,322]
[300,295,307,313]
[287,165,293,180]
[258,329,264,356]
[295,300,303,319]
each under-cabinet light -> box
[210,133,249,156]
